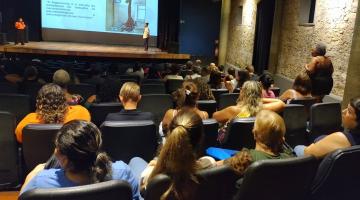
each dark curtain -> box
[252,0,275,74]
[157,0,180,52]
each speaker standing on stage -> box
[15,18,26,45]
[143,22,150,51]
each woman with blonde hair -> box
[129,110,215,199]
[216,110,294,175]
[213,81,285,124]
[15,83,90,143]
[161,81,208,134]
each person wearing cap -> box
[305,42,334,102]
[15,18,26,45]
[143,21,150,51]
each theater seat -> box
[89,102,123,127]
[101,120,158,163]
[0,94,30,122]
[0,112,20,190]
[0,82,18,93]
[203,119,219,149]
[197,100,217,118]
[222,118,256,150]
[19,180,133,200]
[234,156,318,200]
[270,87,281,97]
[218,93,239,110]
[283,104,309,147]
[289,97,317,120]
[144,166,239,200]
[311,145,360,200]
[211,89,228,103]
[166,79,184,94]
[22,124,62,173]
[141,84,166,94]
[138,94,173,127]
[309,102,342,141]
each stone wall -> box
[226,0,258,68]
[276,0,358,97]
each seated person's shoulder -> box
[66,105,90,121]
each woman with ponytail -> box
[20,120,140,200]
[129,110,215,199]
[161,81,209,134]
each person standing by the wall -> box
[15,18,26,45]
[143,22,150,51]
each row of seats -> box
[18,145,360,200]
[0,101,342,189]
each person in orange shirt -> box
[15,83,91,143]
[15,17,26,45]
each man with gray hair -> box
[305,42,334,102]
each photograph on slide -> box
[106,0,147,34]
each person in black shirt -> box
[105,82,154,121]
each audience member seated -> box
[185,66,201,80]
[129,110,216,197]
[20,120,140,200]
[279,72,312,103]
[294,97,360,158]
[213,81,285,124]
[200,65,211,83]
[217,110,294,175]
[163,64,183,81]
[53,69,82,105]
[227,67,236,79]
[5,65,46,86]
[126,63,145,81]
[209,70,223,89]
[225,69,250,93]
[85,79,120,109]
[192,78,215,101]
[15,83,90,143]
[162,81,209,134]
[245,65,259,81]
[105,82,154,121]
[259,73,275,98]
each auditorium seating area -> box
[0,56,356,200]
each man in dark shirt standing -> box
[105,82,154,121]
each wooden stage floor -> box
[0,42,190,60]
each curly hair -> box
[224,149,252,175]
[192,78,215,101]
[236,81,262,116]
[36,83,68,123]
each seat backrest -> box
[138,94,173,127]
[0,112,20,189]
[0,82,18,93]
[142,79,164,84]
[223,118,255,150]
[141,84,166,94]
[311,145,360,200]
[89,102,123,127]
[145,166,239,200]
[68,83,96,101]
[22,124,62,173]
[283,104,309,147]
[270,87,281,97]
[309,102,342,141]
[101,120,158,163]
[20,82,43,111]
[197,100,217,118]
[235,156,318,200]
[19,180,133,200]
[0,94,30,122]
[203,119,219,149]
[289,97,317,119]
[166,79,184,94]
[218,93,239,110]
[211,89,228,103]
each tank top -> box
[343,129,360,146]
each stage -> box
[0,42,190,60]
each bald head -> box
[53,69,70,88]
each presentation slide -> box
[41,0,158,45]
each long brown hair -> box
[36,83,68,123]
[149,110,204,200]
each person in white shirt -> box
[143,22,150,51]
